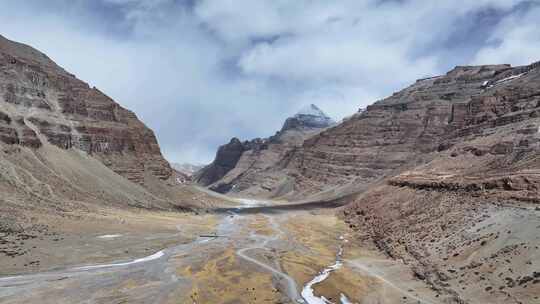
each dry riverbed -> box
[0,204,443,304]
[0,208,218,276]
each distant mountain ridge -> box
[195,104,335,194]
[171,162,205,177]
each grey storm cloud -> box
[0,0,538,163]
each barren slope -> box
[0,34,171,186]
[0,35,234,244]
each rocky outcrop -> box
[195,137,247,186]
[0,34,171,185]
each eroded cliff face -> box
[0,35,171,185]
[282,62,540,198]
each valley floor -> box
[0,196,445,304]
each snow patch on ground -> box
[235,198,269,208]
[497,72,526,83]
[97,234,122,239]
[487,72,526,89]
[74,250,165,271]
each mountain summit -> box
[281,104,335,132]
[296,103,327,116]
[195,104,334,191]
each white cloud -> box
[0,0,536,164]
[472,5,540,66]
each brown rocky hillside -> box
[238,61,540,201]
[335,62,540,304]
[0,35,228,228]
[0,34,171,185]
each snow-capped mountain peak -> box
[281,104,335,132]
[294,104,329,118]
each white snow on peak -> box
[295,104,329,118]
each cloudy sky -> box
[1,0,539,163]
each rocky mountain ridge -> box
[195,104,335,194]
[0,34,222,227]
[261,61,540,199]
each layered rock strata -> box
[282,62,540,197]
[0,34,171,185]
